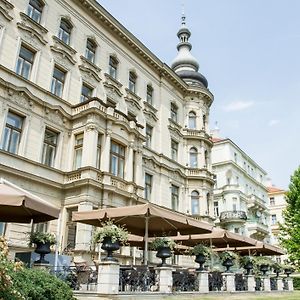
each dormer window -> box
[27,0,44,23]
[85,38,97,63]
[58,19,72,45]
[129,71,137,93]
[109,56,118,79]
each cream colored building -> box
[0,0,214,262]
[211,136,272,242]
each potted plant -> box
[240,256,254,275]
[150,237,176,266]
[93,220,128,262]
[281,263,296,277]
[28,231,56,264]
[272,262,282,277]
[219,250,237,272]
[189,243,211,271]
[253,256,273,275]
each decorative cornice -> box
[50,45,77,66]
[0,0,14,21]
[19,12,48,34]
[52,35,77,54]
[79,64,101,83]
[17,22,48,45]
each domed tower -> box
[171,13,208,88]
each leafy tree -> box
[279,166,300,267]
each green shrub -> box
[293,277,300,290]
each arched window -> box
[191,191,199,215]
[189,147,198,168]
[204,150,209,168]
[202,114,206,130]
[27,0,44,23]
[58,19,73,45]
[188,111,196,129]
[206,193,210,215]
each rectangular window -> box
[85,39,96,63]
[110,141,125,178]
[1,112,23,154]
[146,85,153,105]
[129,72,137,93]
[96,133,101,169]
[66,207,77,250]
[109,56,118,79]
[171,140,178,161]
[270,197,275,206]
[16,45,35,79]
[271,214,277,225]
[191,198,199,215]
[213,201,219,217]
[58,20,72,45]
[145,173,152,201]
[0,222,6,235]
[170,103,178,122]
[145,124,152,148]
[42,128,58,167]
[73,133,83,169]
[171,185,179,211]
[234,152,237,163]
[33,222,48,233]
[51,66,66,97]
[27,0,43,23]
[80,83,93,103]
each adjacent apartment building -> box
[211,135,272,242]
[0,0,215,259]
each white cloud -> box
[223,101,254,112]
[268,119,280,127]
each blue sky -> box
[98,0,300,189]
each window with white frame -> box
[27,0,44,23]
[271,214,277,225]
[145,124,152,148]
[170,102,178,122]
[213,201,219,217]
[270,197,275,206]
[33,222,48,233]
[145,173,152,201]
[171,185,179,210]
[188,111,196,129]
[191,190,199,215]
[1,112,23,154]
[51,66,66,97]
[42,128,58,167]
[58,19,72,45]
[85,38,97,63]
[110,141,125,178]
[189,147,198,168]
[73,133,83,169]
[16,44,35,79]
[128,71,137,93]
[146,85,153,105]
[108,56,118,79]
[80,83,93,103]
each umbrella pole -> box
[144,216,149,265]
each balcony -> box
[247,219,269,236]
[219,210,247,224]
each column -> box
[276,277,283,291]
[196,270,209,293]
[156,266,173,293]
[125,142,134,182]
[287,277,294,291]
[82,124,98,167]
[134,148,144,190]
[263,276,271,292]
[222,273,235,292]
[97,261,120,294]
[246,275,255,292]
[75,202,93,251]
[101,129,111,172]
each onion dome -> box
[171,13,208,88]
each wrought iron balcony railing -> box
[219,210,247,223]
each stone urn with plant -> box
[93,220,128,262]
[240,256,254,275]
[150,237,176,266]
[219,250,237,272]
[28,231,56,264]
[254,256,273,275]
[189,243,211,271]
[281,263,296,277]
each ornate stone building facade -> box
[0,0,214,260]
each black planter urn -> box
[34,242,51,264]
[101,236,120,262]
[222,258,234,272]
[244,262,253,275]
[156,246,172,266]
[195,254,206,271]
[260,264,269,275]
[284,269,293,277]
[274,268,281,277]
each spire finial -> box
[181,1,186,25]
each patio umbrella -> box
[172,227,257,248]
[72,202,213,264]
[0,178,60,223]
[227,242,285,256]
